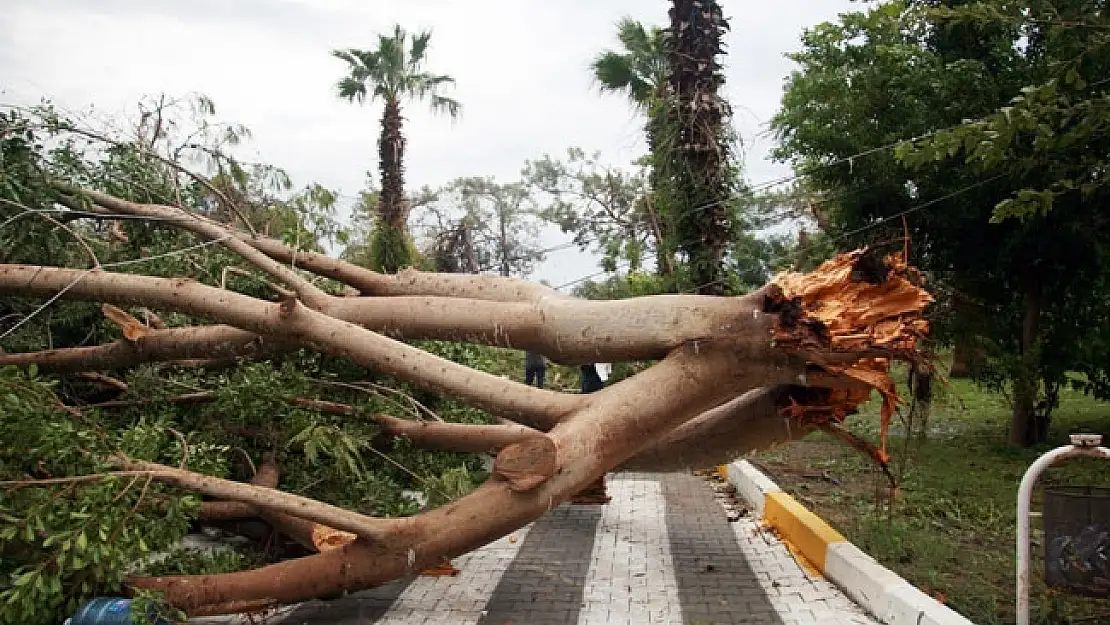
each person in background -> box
[573,362,612,504]
[524,351,547,389]
[579,363,605,394]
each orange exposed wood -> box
[770,248,934,462]
[101,304,150,341]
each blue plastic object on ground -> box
[64,597,171,625]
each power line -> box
[827,173,1006,246]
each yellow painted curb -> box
[762,491,845,574]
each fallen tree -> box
[0,173,932,616]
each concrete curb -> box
[724,460,976,625]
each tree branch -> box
[55,185,329,307]
[620,386,815,471]
[371,414,544,453]
[0,265,582,427]
[0,325,279,373]
[49,123,260,236]
[197,456,279,521]
[245,235,566,302]
[111,457,398,543]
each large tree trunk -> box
[949,340,972,378]
[664,0,732,295]
[1009,276,1044,446]
[0,185,933,615]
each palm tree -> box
[590,18,667,111]
[333,26,460,273]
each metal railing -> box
[1016,433,1110,625]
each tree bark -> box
[619,386,812,471]
[114,457,395,543]
[380,99,407,232]
[0,325,280,373]
[1,288,774,369]
[373,414,544,453]
[1009,276,1043,446]
[949,340,972,378]
[375,98,410,274]
[665,0,733,295]
[0,265,585,428]
[246,235,561,302]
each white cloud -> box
[0,0,856,285]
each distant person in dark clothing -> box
[579,364,605,394]
[524,351,547,389]
[574,363,614,505]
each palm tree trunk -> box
[379,99,407,230]
[374,98,411,273]
[665,0,733,295]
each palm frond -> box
[414,73,455,97]
[332,24,457,115]
[409,30,434,69]
[592,53,653,108]
[592,52,636,91]
[331,49,362,67]
[336,77,368,102]
[616,18,652,55]
[428,94,461,119]
[591,18,666,110]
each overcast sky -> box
[1,0,857,287]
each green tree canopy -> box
[772,0,1110,445]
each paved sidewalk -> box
[199,472,878,625]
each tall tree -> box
[772,0,1110,445]
[333,26,460,273]
[900,0,1110,445]
[659,0,736,295]
[591,18,675,276]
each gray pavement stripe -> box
[661,472,786,625]
[375,527,533,624]
[478,502,604,625]
[577,476,683,625]
[274,575,416,624]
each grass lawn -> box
[754,374,1110,624]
